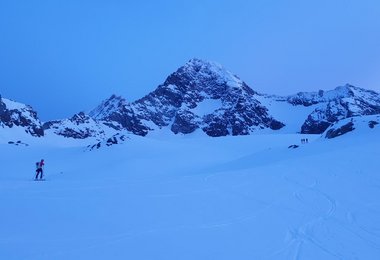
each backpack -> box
[36,162,40,169]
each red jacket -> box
[39,161,44,168]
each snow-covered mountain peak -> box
[83,59,283,137]
[162,58,247,97]
[321,83,379,100]
[184,58,225,73]
[286,83,380,106]
[184,58,235,78]
[333,83,355,95]
[322,83,361,100]
[69,112,92,124]
[334,84,380,103]
[89,94,127,120]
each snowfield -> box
[0,127,379,259]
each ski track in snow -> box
[278,177,341,260]
[202,169,342,259]
[27,183,308,259]
[201,165,380,260]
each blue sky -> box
[1,0,379,120]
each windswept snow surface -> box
[0,130,380,259]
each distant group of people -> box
[301,138,309,144]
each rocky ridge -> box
[1,59,380,142]
[296,85,380,134]
[43,112,119,140]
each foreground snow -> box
[0,130,379,259]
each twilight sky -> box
[1,0,380,120]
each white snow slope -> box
[0,127,379,259]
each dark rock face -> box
[57,128,92,139]
[301,119,331,134]
[0,98,5,112]
[0,97,44,137]
[368,120,379,129]
[90,59,284,137]
[107,106,151,136]
[90,95,151,136]
[200,102,284,136]
[301,101,347,134]
[270,120,285,130]
[325,121,355,139]
[171,110,199,134]
[203,114,230,136]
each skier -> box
[35,159,45,180]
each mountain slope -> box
[90,59,284,136]
[297,84,380,133]
[0,96,44,137]
[323,114,380,139]
[257,84,380,134]
[43,112,120,140]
